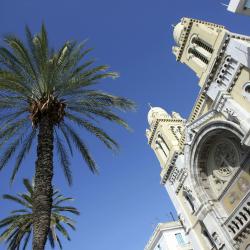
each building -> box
[145,221,193,250]
[228,0,250,16]
[146,18,250,250]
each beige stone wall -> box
[231,67,250,113]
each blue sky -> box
[0,1,250,250]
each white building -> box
[228,0,250,15]
[146,17,250,250]
[145,221,193,250]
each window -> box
[188,48,209,64]
[245,85,250,93]
[245,0,250,9]
[175,233,185,246]
[242,82,250,101]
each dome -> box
[173,22,185,46]
[147,107,169,126]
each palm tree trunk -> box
[32,115,54,250]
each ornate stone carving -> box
[211,232,225,249]
[206,138,239,197]
[224,107,240,124]
[178,213,187,232]
[183,185,196,213]
[213,141,238,178]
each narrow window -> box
[175,233,185,246]
[188,48,209,64]
[245,0,250,9]
[192,37,213,54]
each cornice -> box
[160,151,179,185]
[148,118,184,145]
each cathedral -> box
[146,18,250,250]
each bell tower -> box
[172,18,228,87]
[146,107,185,180]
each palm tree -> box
[0,24,135,249]
[0,178,79,250]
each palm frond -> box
[22,229,31,250]
[0,178,79,249]
[67,106,130,129]
[53,206,80,215]
[0,132,25,171]
[58,124,73,156]
[2,195,29,208]
[23,179,33,196]
[10,129,37,183]
[65,113,119,151]
[55,130,72,185]
[62,122,98,173]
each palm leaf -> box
[10,129,37,183]
[55,130,72,185]
[0,178,79,249]
[62,122,98,173]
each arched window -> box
[158,134,169,158]
[188,48,209,64]
[191,37,213,54]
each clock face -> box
[212,140,239,178]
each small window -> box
[175,233,185,246]
[245,85,250,93]
[242,82,250,101]
[245,0,250,9]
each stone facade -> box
[146,18,250,250]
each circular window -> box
[242,82,250,101]
[197,132,240,199]
[245,85,250,93]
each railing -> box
[225,196,250,243]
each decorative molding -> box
[224,108,240,124]
[225,195,250,243]
[188,93,206,124]
[148,118,184,145]
[188,110,216,131]
[175,170,188,194]
[211,232,225,249]
[186,110,216,145]
[161,152,179,185]
[202,35,231,93]
[169,166,180,185]
[176,18,225,61]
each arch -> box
[158,134,170,158]
[189,121,244,204]
[191,36,213,54]
[154,132,170,166]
